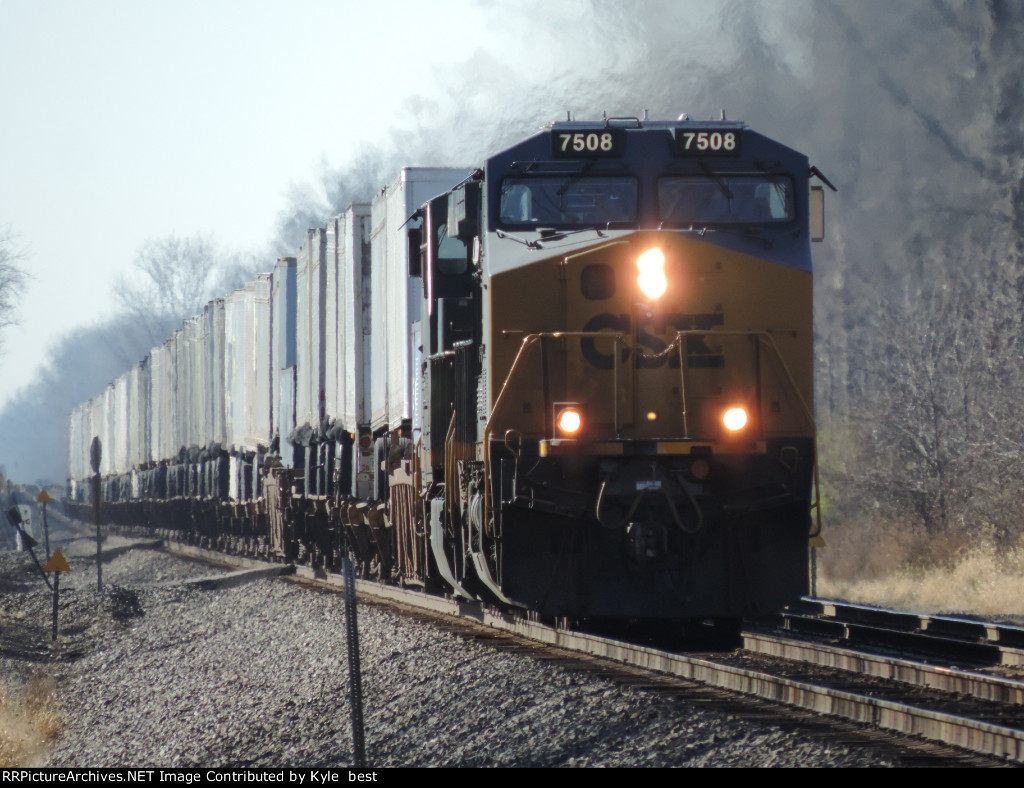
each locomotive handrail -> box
[490,328,822,540]
[559,238,631,268]
[634,329,817,431]
[487,331,629,524]
[659,328,821,539]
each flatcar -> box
[67,115,827,624]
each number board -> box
[674,128,742,156]
[552,128,626,158]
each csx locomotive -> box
[67,116,826,623]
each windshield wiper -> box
[496,226,609,250]
[538,226,607,242]
[495,229,544,249]
[655,222,773,249]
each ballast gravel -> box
[1,539,898,768]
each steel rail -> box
[161,541,1024,764]
[349,570,1024,762]
[478,615,1024,763]
[785,598,1024,667]
[742,631,1024,705]
[800,597,1024,648]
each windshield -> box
[499,176,638,228]
[658,175,794,226]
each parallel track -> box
[777,598,1024,667]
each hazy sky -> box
[0,0,503,408]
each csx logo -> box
[580,313,725,370]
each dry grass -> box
[0,672,62,767]
[816,518,1024,620]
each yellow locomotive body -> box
[481,234,814,617]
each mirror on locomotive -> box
[810,185,825,242]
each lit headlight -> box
[636,248,668,300]
[556,407,583,436]
[723,407,748,432]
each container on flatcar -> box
[126,362,149,474]
[324,205,372,498]
[67,401,89,499]
[370,168,472,435]
[205,299,228,451]
[95,385,113,478]
[176,318,199,453]
[223,278,272,457]
[223,276,273,499]
[111,370,130,475]
[271,256,298,467]
[294,229,327,446]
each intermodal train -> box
[66,115,828,624]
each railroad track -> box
[148,539,1022,766]
[773,598,1024,668]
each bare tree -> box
[805,2,1024,548]
[113,234,222,350]
[0,235,263,483]
[211,250,263,296]
[0,226,28,355]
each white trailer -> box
[369,168,471,433]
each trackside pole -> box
[343,555,366,767]
[52,572,59,640]
[44,548,71,641]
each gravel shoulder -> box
[1,538,898,768]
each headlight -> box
[722,407,748,432]
[556,406,583,437]
[636,248,668,300]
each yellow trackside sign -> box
[44,548,71,573]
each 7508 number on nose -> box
[675,129,741,156]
